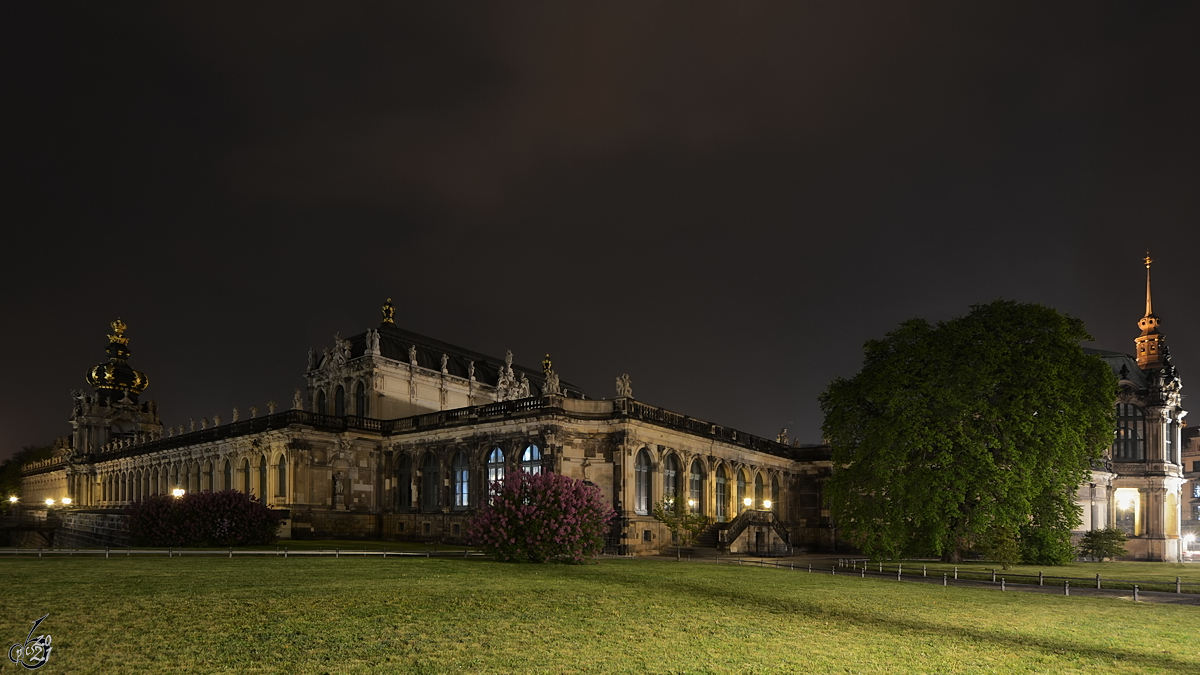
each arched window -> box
[754,473,764,510]
[355,381,367,417]
[487,448,505,494]
[521,444,542,475]
[663,455,679,501]
[202,461,213,493]
[452,451,470,509]
[422,453,440,511]
[190,463,199,494]
[716,466,728,522]
[258,456,268,501]
[1114,404,1145,461]
[634,449,651,515]
[335,386,346,417]
[736,470,747,513]
[223,460,232,492]
[770,475,780,512]
[395,454,412,511]
[317,390,327,415]
[689,460,704,514]
[242,459,251,495]
[277,455,287,499]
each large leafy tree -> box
[820,301,1115,563]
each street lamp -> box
[7,496,16,504]
[743,497,752,511]
[763,499,772,510]
[45,499,55,507]
[172,488,185,498]
[61,497,72,506]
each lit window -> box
[487,448,505,494]
[453,451,469,508]
[716,466,728,522]
[736,471,747,513]
[754,473,764,510]
[521,444,542,475]
[663,455,679,500]
[689,460,703,514]
[634,449,651,515]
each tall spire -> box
[1135,252,1165,370]
[1144,252,1154,317]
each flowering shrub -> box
[468,472,615,563]
[126,490,282,547]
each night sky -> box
[3,4,1197,463]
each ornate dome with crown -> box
[84,318,149,404]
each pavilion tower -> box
[1135,253,1166,370]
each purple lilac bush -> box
[126,490,282,547]
[468,472,615,563]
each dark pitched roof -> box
[347,323,587,398]
[1083,347,1147,388]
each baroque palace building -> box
[19,299,831,554]
[18,257,1189,560]
[1079,255,1187,561]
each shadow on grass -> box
[595,565,1200,674]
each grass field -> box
[0,556,1197,674]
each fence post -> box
[1177,577,1182,594]
[336,548,340,559]
[1096,574,1101,590]
[954,566,958,580]
[229,547,233,559]
[1064,580,1070,597]
[168,547,172,558]
[943,573,947,586]
[991,568,996,583]
[831,566,835,575]
[1001,578,1005,592]
[808,563,811,573]
[105,546,109,559]
[879,561,883,573]
[861,567,865,578]
[1134,584,1140,602]
[896,567,901,582]
[38,547,41,558]
[1039,571,1043,586]
[923,565,927,578]
[285,547,289,559]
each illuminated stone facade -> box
[19,301,835,554]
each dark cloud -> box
[2,3,1197,462]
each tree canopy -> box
[819,300,1115,563]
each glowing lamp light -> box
[61,497,72,506]
[687,499,695,508]
[7,496,17,504]
[45,499,55,506]
[1184,533,1197,544]
[743,497,753,507]
[763,499,772,510]
[172,488,185,498]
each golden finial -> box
[108,318,129,344]
[542,353,553,374]
[1145,251,1153,269]
[381,298,395,325]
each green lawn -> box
[0,557,1196,674]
